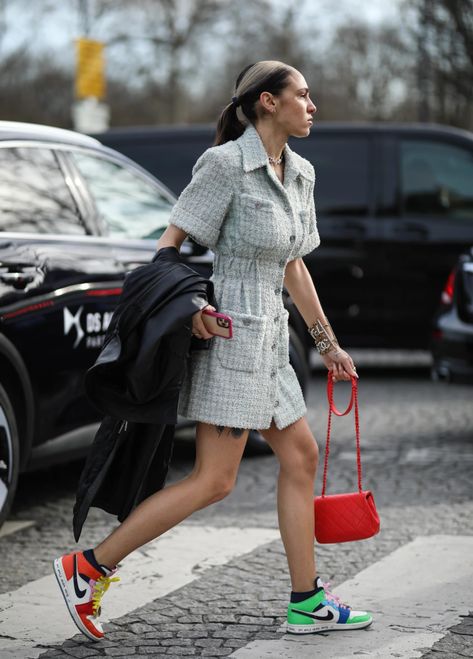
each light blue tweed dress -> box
[170,123,320,430]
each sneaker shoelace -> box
[91,574,120,616]
[322,581,350,610]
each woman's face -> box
[273,70,317,138]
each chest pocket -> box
[299,208,316,234]
[239,194,279,249]
[298,208,320,254]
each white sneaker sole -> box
[286,617,373,634]
[53,558,102,642]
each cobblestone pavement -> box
[1,354,472,658]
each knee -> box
[193,472,236,505]
[282,439,319,480]
[207,476,236,504]
[302,441,319,477]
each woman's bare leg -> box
[94,423,249,568]
[259,416,319,592]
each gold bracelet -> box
[307,317,340,355]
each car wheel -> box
[244,327,310,456]
[0,383,20,528]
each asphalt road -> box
[0,352,472,658]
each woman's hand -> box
[191,304,216,340]
[321,347,358,382]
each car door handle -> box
[392,223,428,240]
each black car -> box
[431,247,473,383]
[0,121,309,527]
[96,121,473,351]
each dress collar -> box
[236,122,312,184]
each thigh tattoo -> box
[215,425,245,438]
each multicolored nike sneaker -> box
[286,576,373,634]
[53,550,120,641]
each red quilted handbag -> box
[314,371,380,544]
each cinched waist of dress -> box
[212,253,286,281]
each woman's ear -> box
[259,91,276,114]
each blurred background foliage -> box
[0,0,471,129]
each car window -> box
[71,152,173,239]
[401,140,473,219]
[294,135,370,216]
[0,146,86,234]
[98,134,214,195]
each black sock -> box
[290,583,323,603]
[83,548,111,575]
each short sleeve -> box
[169,147,233,250]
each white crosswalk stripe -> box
[0,524,279,659]
[230,535,473,658]
[1,532,471,659]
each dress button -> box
[273,316,278,323]
[270,371,276,378]
[271,343,276,350]
[289,235,296,243]
[274,287,281,294]
[274,400,279,407]
[279,259,285,267]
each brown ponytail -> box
[213,60,295,146]
[214,101,244,145]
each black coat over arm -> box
[72,246,216,541]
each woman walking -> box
[54,60,373,640]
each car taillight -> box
[441,269,456,305]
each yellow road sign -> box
[75,38,106,99]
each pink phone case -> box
[201,309,233,338]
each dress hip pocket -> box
[216,310,266,372]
